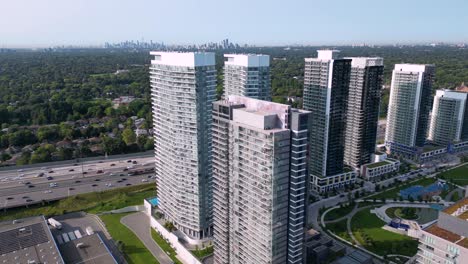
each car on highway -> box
[48,170,54,173]
[110,163,116,166]
[126,183,132,186]
[110,173,115,176]
[47,176,54,180]
[44,190,52,194]
[121,178,127,181]
[6,197,14,200]
[132,161,138,164]
[92,184,98,187]
[75,180,81,183]
[127,160,132,163]
[22,196,29,199]
[83,172,88,174]
[69,169,75,172]
[127,173,134,176]
[141,179,148,182]
[69,187,75,191]
[36,172,45,177]
[49,183,58,188]
[95,179,100,182]
[97,170,104,174]
[26,199,33,202]
[123,168,128,171]
[28,185,35,188]
[23,181,31,185]
[117,180,122,183]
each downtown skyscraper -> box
[385,64,435,157]
[150,51,216,239]
[223,54,271,100]
[344,57,384,168]
[212,96,310,264]
[303,50,356,192]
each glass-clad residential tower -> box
[223,54,271,101]
[150,51,216,239]
[303,50,355,192]
[212,96,310,264]
[385,64,435,156]
[344,57,384,169]
[428,90,468,145]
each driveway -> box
[121,212,173,264]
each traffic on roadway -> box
[0,156,156,209]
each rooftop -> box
[422,144,446,152]
[425,224,468,249]
[224,54,269,67]
[59,233,117,264]
[443,197,468,220]
[0,216,64,264]
[366,160,391,169]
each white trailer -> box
[48,218,62,230]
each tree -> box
[122,128,136,145]
[59,123,74,139]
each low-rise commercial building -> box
[360,158,400,182]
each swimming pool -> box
[148,197,159,206]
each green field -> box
[438,164,468,185]
[369,177,436,200]
[101,213,158,264]
[326,219,352,243]
[0,183,156,221]
[150,228,183,264]
[324,204,355,221]
[351,209,418,257]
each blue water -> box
[148,197,159,206]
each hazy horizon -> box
[1,0,467,48]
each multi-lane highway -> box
[0,155,156,209]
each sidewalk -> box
[121,212,173,264]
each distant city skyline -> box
[1,0,467,48]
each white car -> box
[141,179,148,182]
[44,190,52,194]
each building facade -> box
[150,51,216,239]
[303,50,356,192]
[385,64,435,157]
[212,96,310,264]
[428,90,468,146]
[223,54,271,101]
[360,158,400,182]
[343,57,384,169]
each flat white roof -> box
[224,54,270,67]
[305,50,340,62]
[150,51,215,67]
[394,63,435,73]
[436,89,468,100]
[345,57,383,68]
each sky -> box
[1,0,467,47]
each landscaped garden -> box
[438,164,468,186]
[101,213,159,264]
[325,219,352,243]
[350,209,419,257]
[385,207,418,220]
[369,177,437,200]
[150,229,183,264]
[324,203,355,221]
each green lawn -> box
[351,209,418,257]
[326,219,352,243]
[0,183,156,221]
[324,204,354,221]
[150,228,183,264]
[385,207,418,220]
[369,177,436,200]
[438,164,468,185]
[191,245,214,260]
[100,213,158,264]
